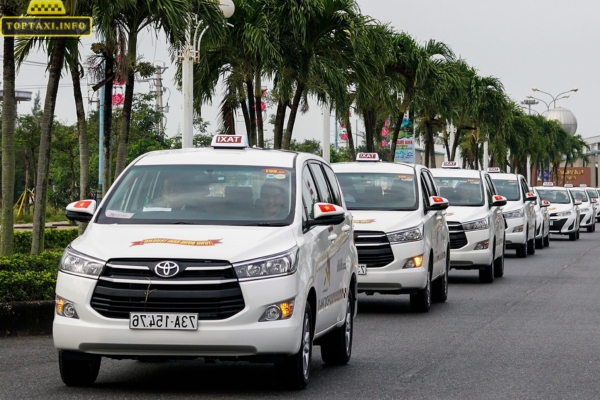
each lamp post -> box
[530,87,578,110]
[181,0,235,149]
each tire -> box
[275,303,313,390]
[587,225,594,233]
[576,230,580,239]
[321,290,354,365]
[432,249,449,303]
[59,351,101,387]
[410,261,432,312]
[516,238,528,258]
[543,234,550,247]
[535,236,543,249]
[479,254,495,284]
[569,231,577,241]
[527,234,535,255]
[494,241,504,278]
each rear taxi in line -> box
[56,135,358,390]
[430,162,507,283]
[535,182,580,240]
[332,153,450,313]
[531,188,551,249]
[582,185,600,224]
[568,184,595,232]
[487,169,537,257]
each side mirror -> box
[492,195,508,207]
[574,199,582,206]
[65,200,97,223]
[525,192,537,202]
[591,198,598,204]
[427,196,449,211]
[541,200,551,208]
[306,203,346,228]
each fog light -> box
[474,241,489,250]
[55,296,79,319]
[403,255,424,269]
[259,300,295,322]
[512,225,524,233]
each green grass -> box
[13,208,70,224]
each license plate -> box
[129,313,198,330]
[358,264,367,275]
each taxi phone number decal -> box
[130,238,223,247]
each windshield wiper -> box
[251,222,288,227]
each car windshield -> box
[97,165,295,226]
[491,178,521,201]
[570,190,589,202]
[537,189,571,204]
[586,189,598,199]
[335,173,418,211]
[433,177,484,206]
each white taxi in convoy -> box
[568,185,595,232]
[487,169,537,257]
[430,162,507,283]
[585,186,600,222]
[535,183,580,241]
[332,153,450,313]
[532,188,551,249]
[56,135,358,390]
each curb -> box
[0,301,54,337]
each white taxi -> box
[55,135,358,390]
[532,188,551,249]
[430,162,507,283]
[583,185,600,224]
[535,183,580,240]
[332,153,450,313]
[568,185,595,232]
[487,169,537,257]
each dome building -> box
[545,107,578,135]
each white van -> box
[55,136,358,390]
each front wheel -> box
[494,245,504,278]
[432,250,450,303]
[569,231,577,241]
[527,235,536,255]
[587,225,594,233]
[516,239,528,258]
[479,256,495,284]
[543,233,550,247]
[275,303,313,390]
[59,351,101,387]
[410,264,431,312]
[320,290,354,365]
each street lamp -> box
[530,87,578,109]
[181,0,235,149]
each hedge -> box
[0,252,62,303]
[14,229,79,254]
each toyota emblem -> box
[154,261,180,278]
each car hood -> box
[70,223,297,263]
[503,201,525,213]
[547,203,573,213]
[444,205,489,224]
[349,210,421,233]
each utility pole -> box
[154,64,167,134]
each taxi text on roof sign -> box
[487,167,501,173]
[0,0,92,37]
[441,161,459,169]
[580,184,587,187]
[542,182,554,187]
[356,153,380,162]
[564,184,574,188]
[211,135,249,148]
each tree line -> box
[0,0,588,256]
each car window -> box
[537,189,571,204]
[97,165,295,226]
[483,176,494,205]
[423,170,438,197]
[491,178,521,201]
[322,164,343,207]
[309,163,334,205]
[335,172,418,211]
[433,176,484,206]
[302,165,320,220]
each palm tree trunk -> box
[71,62,89,235]
[31,37,67,255]
[345,113,356,161]
[363,109,375,153]
[451,128,463,161]
[254,69,264,147]
[246,80,256,146]
[1,36,16,256]
[273,100,287,149]
[389,114,403,162]
[282,82,305,150]
[114,30,137,180]
[427,125,437,168]
[102,53,114,195]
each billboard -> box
[394,117,415,164]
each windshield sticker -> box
[275,174,286,179]
[262,168,288,175]
[105,210,134,219]
[130,238,223,247]
[354,219,376,224]
[466,179,480,183]
[266,174,275,179]
[143,207,171,212]
[397,175,413,180]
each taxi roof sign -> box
[27,0,66,15]
[564,184,574,188]
[441,161,459,169]
[542,182,554,187]
[487,167,501,173]
[211,135,248,148]
[356,153,380,162]
[580,184,587,187]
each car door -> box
[484,173,504,257]
[419,170,440,278]
[520,177,536,240]
[308,162,349,334]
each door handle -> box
[328,233,338,241]
[341,225,351,232]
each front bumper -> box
[53,271,305,357]
[449,229,493,270]
[549,215,577,234]
[580,211,595,227]
[357,241,427,293]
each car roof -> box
[331,161,416,174]
[429,168,484,178]
[534,186,568,191]
[132,147,316,168]
[489,173,523,180]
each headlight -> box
[503,208,524,219]
[580,208,590,213]
[387,226,423,244]
[60,247,105,278]
[233,247,298,281]
[462,218,489,231]
[556,211,572,217]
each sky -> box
[5,0,600,147]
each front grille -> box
[354,231,394,268]
[91,259,245,320]
[448,222,468,250]
[579,215,585,223]
[550,219,567,231]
